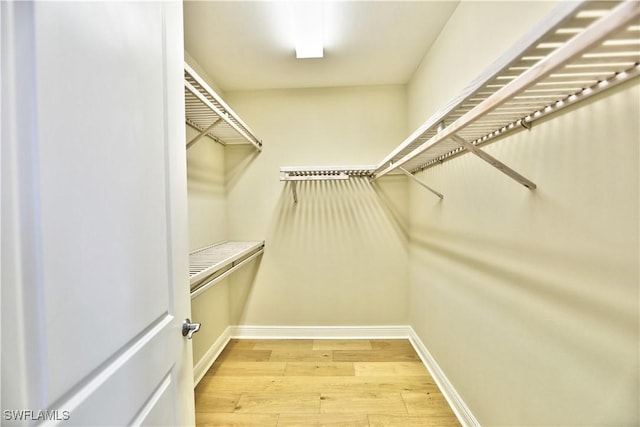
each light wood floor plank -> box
[333,349,420,362]
[253,339,314,350]
[278,376,439,393]
[270,349,333,362]
[320,392,407,415]
[201,375,436,394]
[224,339,261,350]
[195,339,460,427]
[195,413,279,427]
[235,392,320,414]
[277,413,368,427]
[198,376,284,393]
[370,339,416,351]
[216,348,272,362]
[312,339,373,350]
[402,392,458,417]
[208,361,287,376]
[194,392,240,413]
[369,414,461,426]
[354,361,428,377]
[284,362,354,376]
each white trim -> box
[228,325,410,340]
[193,326,232,386]
[195,325,479,426]
[408,328,481,427]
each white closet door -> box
[1,1,194,426]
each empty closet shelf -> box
[280,166,376,203]
[189,241,265,296]
[184,62,262,150]
[374,0,640,179]
[280,165,376,180]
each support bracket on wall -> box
[281,174,349,203]
[449,134,536,190]
[186,118,223,149]
[398,167,444,200]
[291,181,298,203]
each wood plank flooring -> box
[195,339,460,427]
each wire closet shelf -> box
[189,241,265,299]
[184,62,263,150]
[279,166,377,202]
[373,0,640,182]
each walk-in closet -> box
[183,1,639,425]
[2,1,638,426]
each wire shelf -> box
[374,0,639,179]
[189,241,265,296]
[184,63,262,150]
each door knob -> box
[182,319,201,339]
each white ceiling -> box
[183,1,460,92]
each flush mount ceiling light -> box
[292,1,324,58]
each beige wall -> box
[224,86,410,326]
[406,1,639,425]
[186,124,228,251]
[185,75,411,366]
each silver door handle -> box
[182,319,201,339]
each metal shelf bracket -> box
[186,118,223,149]
[291,181,298,203]
[449,135,536,190]
[398,167,444,199]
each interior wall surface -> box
[223,86,410,326]
[406,1,639,425]
[186,124,228,251]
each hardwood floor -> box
[195,339,460,427]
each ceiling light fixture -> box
[292,1,324,59]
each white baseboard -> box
[228,325,411,339]
[193,326,232,386]
[408,328,480,427]
[195,324,478,426]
